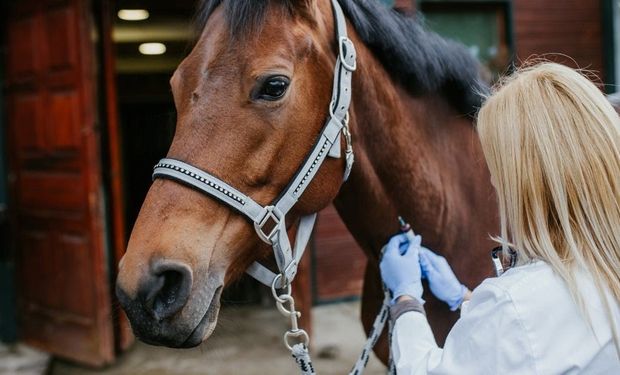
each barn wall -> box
[513,0,606,79]
[313,205,366,303]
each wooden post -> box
[99,0,134,352]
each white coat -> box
[392,260,620,374]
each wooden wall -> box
[313,205,366,302]
[513,0,605,79]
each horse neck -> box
[333,41,496,264]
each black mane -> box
[196,0,487,116]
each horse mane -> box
[195,0,488,116]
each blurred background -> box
[0,0,618,373]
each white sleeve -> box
[391,281,537,375]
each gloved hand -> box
[380,233,424,304]
[419,247,467,311]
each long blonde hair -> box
[477,62,620,352]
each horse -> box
[115,0,499,363]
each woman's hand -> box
[380,233,424,304]
[419,247,469,311]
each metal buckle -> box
[328,107,355,181]
[339,36,357,71]
[254,205,283,245]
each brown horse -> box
[116,0,499,362]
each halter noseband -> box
[153,0,356,289]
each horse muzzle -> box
[116,258,224,348]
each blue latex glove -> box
[380,233,424,304]
[419,247,467,311]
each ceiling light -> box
[118,9,149,21]
[139,42,166,55]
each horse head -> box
[116,0,351,347]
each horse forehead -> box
[174,6,249,82]
[202,6,310,64]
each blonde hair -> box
[477,62,620,354]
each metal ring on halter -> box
[271,274,291,303]
[284,329,310,351]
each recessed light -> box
[118,9,149,21]
[139,42,166,55]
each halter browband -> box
[153,0,356,289]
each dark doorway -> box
[112,1,192,235]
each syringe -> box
[397,216,417,250]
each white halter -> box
[153,0,356,289]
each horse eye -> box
[256,76,290,101]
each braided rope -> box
[291,344,317,375]
[388,309,396,375]
[288,289,393,375]
[347,291,393,375]
[289,233,398,375]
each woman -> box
[381,63,620,373]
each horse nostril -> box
[152,270,182,313]
[142,260,193,321]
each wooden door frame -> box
[94,0,134,351]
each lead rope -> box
[276,260,396,375]
[291,343,316,375]
[347,290,394,375]
[284,287,394,375]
